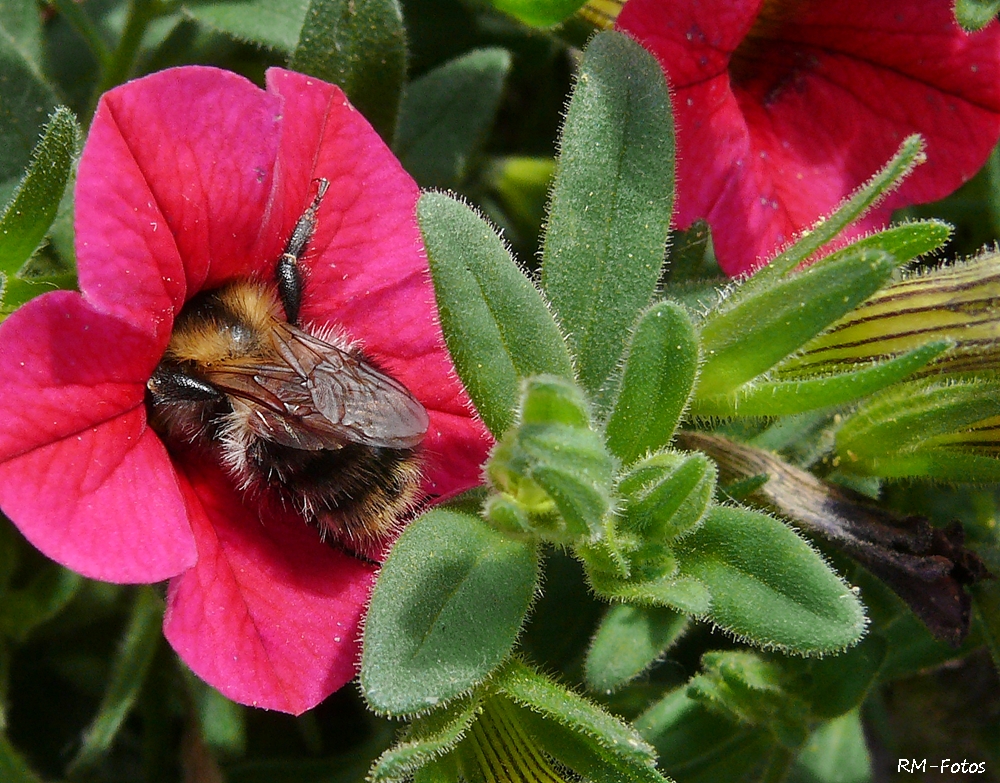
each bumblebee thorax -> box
[165,280,283,365]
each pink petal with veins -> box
[619,0,1000,275]
[77,67,282,335]
[0,292,193,581]
[164,459,375,714]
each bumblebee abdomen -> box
[246,440,422,541]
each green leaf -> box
[486,156,555,250]
[183,0,309,52]
[362,510,540,716]
[495,659,668,783]
[396,48,512,188]
[0,26,58,188]
[188,675,247,756]
[694,342,951,418]
[674,506,866,653]
[292,0,406,143]
[605,301,699,465]
[68,587,163,772]
[791,710,872,783]
[955,0,1000,30]
[635,687,773,782]
[585,604,687,693]
[420,192,573,436]
[697,248,899,399]
[0,1,43,69]
[785,635,886,720]
[0,562,81,641]
[851,449,1000,482]
[1,273,78,312]
[370,694,481,783]
[0,107,81,281]
[541,30,675,399]
[490,0,588,27]
[689,651,810,750]
[0,733,42,783]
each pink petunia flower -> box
[0,67,490,714]
[615,0,1000,276]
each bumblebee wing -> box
[205,322,428,451]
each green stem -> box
[90,0,160,113]
[52,0,112,68]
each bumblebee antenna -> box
[277,177,330,325]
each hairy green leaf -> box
[396,48,511,187]
[605,301,699,464]
[675,506,866,653]
[585,604,687,693]
[542,31,674,399]
[362,510,539,716]
[420,192,573,436]
[292,0,406,142]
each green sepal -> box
[541,31,675,399]
[67,587,163,773]
[674,505,867,653]
[617,451,716,543]
[420,192,574,437]
[635,687,773,783]
[490,0,588,27]
[845,449,1000,482]
[734,136,925,297]
[487,377,614,542]
[493,659,669,783]
[693,341,951,418]
[0,107,81,286]
[395,48,511,188]
[584,604,688,693]
[835,377,1000,472]
[361,509,540,716]
[587,570,712,616]
[291,0,406,143]
[369,694,482,783]
[604,301,700,465]
[697,248,900,399]
[688,651,810,750]
[183,0,309,53]
[955,0,1000,30]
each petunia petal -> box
[0,293,193,582]
[163,457,376,714]
[256,69,492,501]
[76,66,283,336]
[619,0,1000,275]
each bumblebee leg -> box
[277,177,330,325]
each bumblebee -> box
[146,179,428,544]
